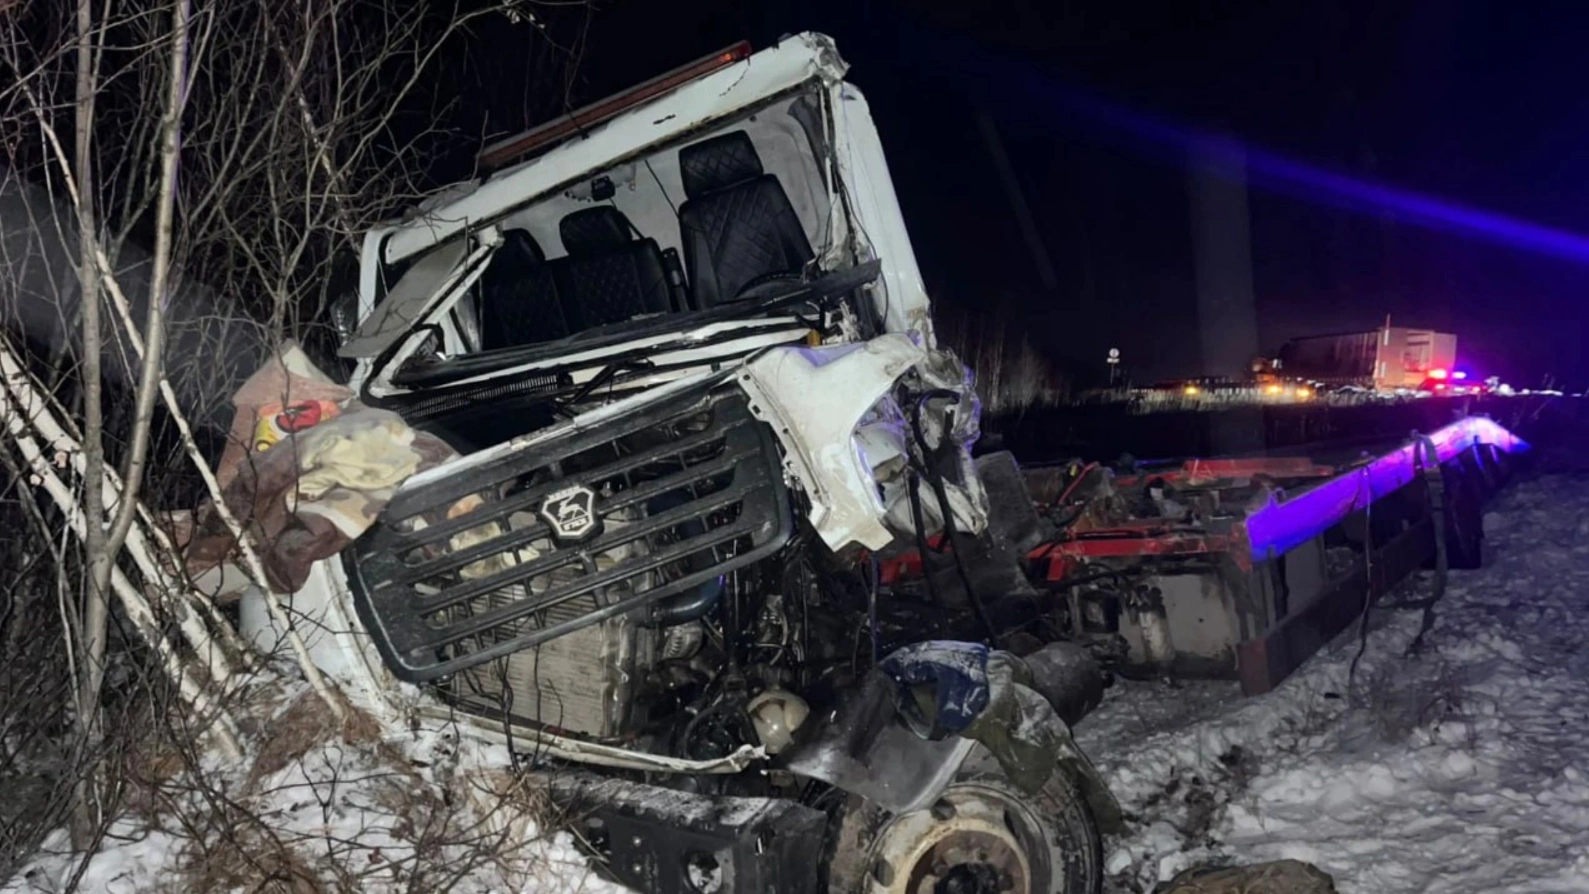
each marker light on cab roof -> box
[478,41,753,170]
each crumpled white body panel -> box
[737,333,988,552]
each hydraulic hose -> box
[646,576,726,627]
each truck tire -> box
[825,747,1103,894]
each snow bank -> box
[1082,474,1589,893]
[3,682,632,894]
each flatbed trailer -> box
[884,416,1527,695]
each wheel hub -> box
[934,863,1002,894]
[920,831,1024,893]
[863,785,1039,894]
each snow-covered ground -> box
[10,472,1587,893]
[4,683,630,894]
[1081,472,1589,893]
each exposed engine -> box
[442,536,976,758]
[345,372,1006,759]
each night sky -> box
[472,0,1589,387]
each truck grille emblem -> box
[540,484,602,544]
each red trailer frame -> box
[880,417,1527,695]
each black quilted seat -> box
[477,228,570,349]
[553,206,673,330]
[677,131,815,307]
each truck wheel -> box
[826,749,1103,894]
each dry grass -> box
[1348,652,1487,752]
[248,690,384,789]
[180,826,326,894]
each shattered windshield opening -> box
[388,260,883,390]
[340,238,475,359]
[365,87,852,386]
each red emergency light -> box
[1429,368,1449,380]
[478,41,754,171]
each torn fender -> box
[783,670,976,815]
[782,669,1123,834]
[735,334,989,553]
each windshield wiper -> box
[552,359,656,419]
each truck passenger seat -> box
[553,206,673,330]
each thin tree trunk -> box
[73,0,194,844]
[70,0,107,848]
[98,0,190,571]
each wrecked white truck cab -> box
[337,33,987,556]
[262,33,1118,894]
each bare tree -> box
[0,0,200,843]
[0,0,579,879]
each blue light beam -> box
[911,26,1589,265]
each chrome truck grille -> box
[346,384,792,710]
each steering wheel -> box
[731,270,805,303]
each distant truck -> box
[1276,326,1457,392]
